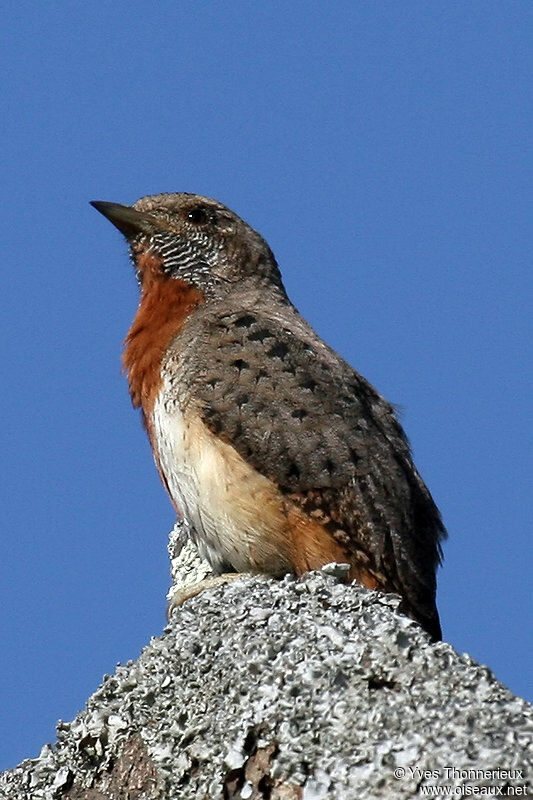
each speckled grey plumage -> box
[165,292,445,638]
[1,543,531,799]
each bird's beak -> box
[90,201,157,239]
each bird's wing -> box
[183,308,445,638]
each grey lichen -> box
[167,519,213,604]
[1,530,531,799]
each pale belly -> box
[151,390,293,576]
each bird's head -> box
[91,193,284,297]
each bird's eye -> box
[187,207,209,225]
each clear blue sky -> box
[1,2,531,771]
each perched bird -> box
[91,193,446,640]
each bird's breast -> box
[123,271,205,417]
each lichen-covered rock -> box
[1,559,531,799]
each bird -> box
[91,193,446,641]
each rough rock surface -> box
[1,526,531,799]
